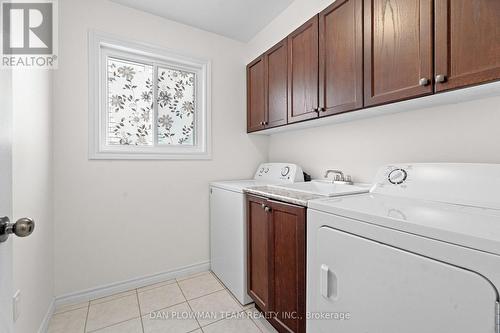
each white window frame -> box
[89,31,211,160]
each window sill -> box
[89,151,212,160]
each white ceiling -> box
[109,0,294,42]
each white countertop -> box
[244,185,323,206]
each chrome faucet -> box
[324,169,344,180]
[324,169,353,184]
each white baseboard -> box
[37,298,55,333]
[55,261,210,308]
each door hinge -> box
[496,301,500,333]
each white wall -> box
[267,97,500,182]
[245,0,333,63]
[53,0,267,296]
[12,69,54,333]
[246,0,500,183]
[52,0,500,299]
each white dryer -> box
[307,163,500,333]
[210,163,304,305]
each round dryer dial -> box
[388,168,408,185]
[281,166,290,177]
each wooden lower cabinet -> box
[247,195,306,333]
[247,195,272,311]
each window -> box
[89,31,211,159]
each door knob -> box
[419,78,430,86]
[0,217,35,243]
[435,74,447,83]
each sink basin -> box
[269,181,370,197]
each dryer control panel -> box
[371,163,500,209]
[253,163,304,183]
[375,165,413,189]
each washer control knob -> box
[388,169,407,185]
[281,166,290,177]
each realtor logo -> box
[1,0,58,68]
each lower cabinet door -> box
[309,225,498,333]
[268,200,306,333]
[247,196,307,333]
[247,195,272,311]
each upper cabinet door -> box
[264,39,288,128]
[287,16,319,123]
[364,0,434,107]
[434,0,500,92]
[319,0,363,116]
[247,56,266,132]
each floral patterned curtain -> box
[107,57,196,146]
[157,67,195,145]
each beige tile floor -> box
[48,271,277,333]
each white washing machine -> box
[210,163,304,305]
[307,163,500,333]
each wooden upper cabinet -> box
[434,0,500,92]
[264,39,288,128]
[364,0,434,107]
[247,57,265,132]
[247,0,500,132]
[247,195,272,312]
[288,16,320,123]
[319,0,363,116]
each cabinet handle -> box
[263,121,268,125]
[419,78,430,86]
[313,108,319,113]
[259,121,264,126]
[435,74,447,83]
[320,107,326,112]
[264,206,272,213]
[261,203,266,209]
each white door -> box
[309,225,499,333]
[0,70,14,332]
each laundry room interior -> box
[1,0,500,332]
